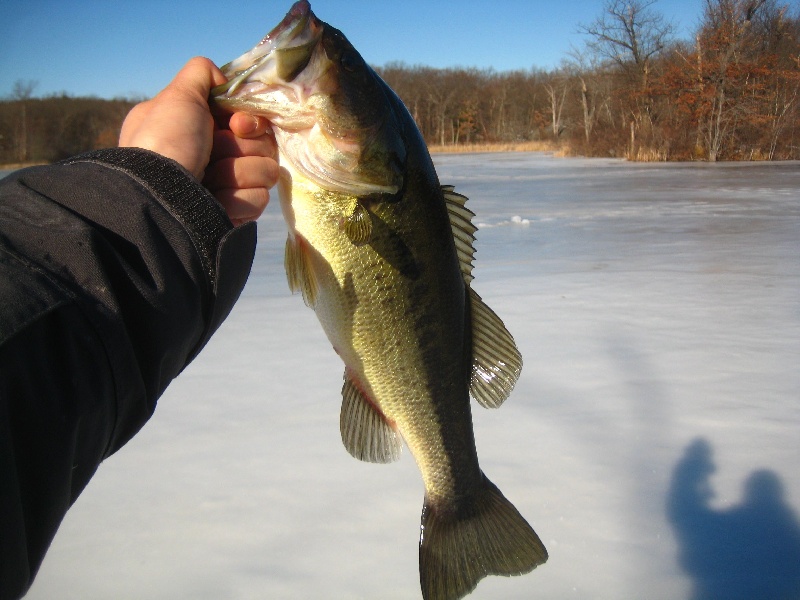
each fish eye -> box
[340,50,360,72]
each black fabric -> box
[0,149,257,599]
[63,149,233,286]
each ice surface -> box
[25,154,800,599]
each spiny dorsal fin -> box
[442,185,477,285]
[284,234,318,308]
[469,284,522,409]
[340,373,402,463]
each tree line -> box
[0,81,136,164]
[377,0,800,161]
[2,0,799,165]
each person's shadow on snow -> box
[667,438,800,600]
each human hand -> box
[204,111,279,226]
[119,57,278,225]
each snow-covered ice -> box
[25,154,800,599]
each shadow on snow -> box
[667,438,800,600]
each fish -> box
[210,2,548,598]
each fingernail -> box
[246,115,261,135]
[234,114,259,136]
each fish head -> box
[211,0,406,197]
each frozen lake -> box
[25,154,800,599]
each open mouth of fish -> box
[212,0,322,99]
[210,0,403,196]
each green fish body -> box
[212,3,547,598]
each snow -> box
[25,154,800,599]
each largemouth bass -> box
[211,2,547,598]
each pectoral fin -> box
[343,200,373,246]
[284,234,318,308]
[340,373,402,463]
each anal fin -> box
[340,373,402,463]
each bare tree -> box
[565,48,612,144]
[696,0,769,160]
[756,2,800,159]
[11,80,38,101]
[545,77,569,138]
[579,0,676,89]
[10,80,38,163]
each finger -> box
[203,155,280,192]
[214,187,271,224]
[229,113,272,138]
[210,128,279,162]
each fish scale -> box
[211,2,547,598]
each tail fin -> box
[418,475,547,600]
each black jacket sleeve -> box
[0,148,257,599]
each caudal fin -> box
[418,475,547,600]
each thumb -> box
[159,56,228,105]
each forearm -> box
[0,149,256,598]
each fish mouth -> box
[210,1,405,197]
[211,0,322,99]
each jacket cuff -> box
[61,147,233,287]
[61,147,257,362]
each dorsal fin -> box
[469,288,522,408]
[442,185,522,408]
[442,185,477,285]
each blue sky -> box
[1,0,702,99]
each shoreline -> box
[4,147,797,168]
[427,141,560,155]
[1,145,559,169]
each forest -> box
[2,0,799,164]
